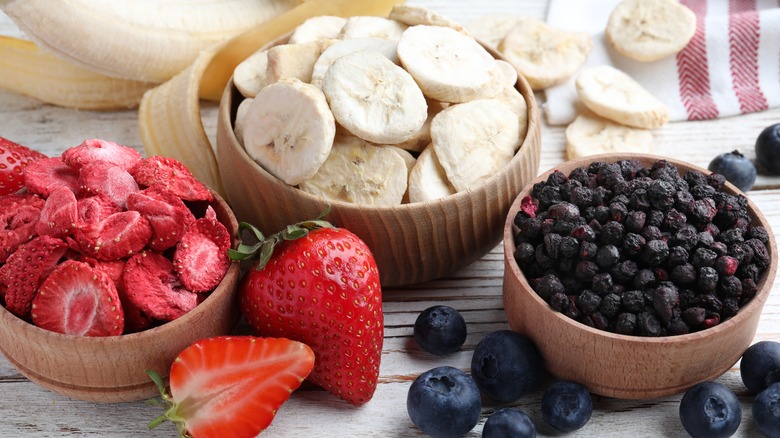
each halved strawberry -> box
[81,256,151,334]
[0,192,45,263]
[130,156,213,202]
[31,260,124,336]
[35,186,78,238]
[78,160,139,209]
[123,251,199,321]
[0,136,46,196]
[173,207,231,293]
[0,235,68,318]
[126,187,195,252]
[61,138,142,171]
[76,210,152,261]
[148,336,315,438]
[23,156,79,197]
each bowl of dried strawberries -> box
[0,139,240,403]
[503,153,777,399]
[215,10,542,287]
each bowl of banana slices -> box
[216,6,541,286]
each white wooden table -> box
[1,1,778,436]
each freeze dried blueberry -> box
[641,239,669,266]
[653,267,669,282]
[671,263,696,285]
[747,225,769,243]
[709,241,728,257]
[741,277,758,302]
[698,294,722,313]
[558,257,577,273]
[683,307,706,327]
[673,226,698,251]
[714,256,739,276]
[728,242,753,265]
[547,170,568,186]
[570,186,593,208]
[514,242,536,265]
[722,298,740,318]
[622,233,646,257]
[597,163,624,188]
[648,180,675,210]
[738,263,760,283]
[629,189,651,211]
[746,238,770,269]
[619,159,645,178]
[593,186,611,206]
[692,248,717,268]
[652,284,680,325]
[679,289,696,309]
[697,267,719,293]
[637,311,662,336]
[646,209,665,227]
[615,312,637,335]
[718,275,742,298]
[633,269,656,290]
[720,228,744,245]
[534,273,564,301]
[622,290,646,313]
[593,205,610,223]
[596,244,620,268]
[535,245,556,270]
[548,202,580,222]
[591,272,614,295]
[569,166,591,185]
[663,209,687,231]
[667,247,689,267]
[707,172,727,190]
[697,231,715,248]
[571,224,596,242]
[684,170,708,187]
[544,233,563,259]
[625,210,646,233]
[575,260,599,281]
[668,317,690,336]
[549,292,570,313]
[599,293,621,318]
[554,220,581,236]
[518,217,543,240]
[601,221,624,246]
[611,260,638,284]
[675,190,696,215]
[539,185,562,207]
[585,312,610,331]
[576,290,602,315]
[641,225,663,242]
[579,241,598,261]
[559,236,579,259]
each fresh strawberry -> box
[23,156,79,197]
[78,160,139,208]
[173,206,231,293]
[130,156,213,202]
[0,192,45,263]
[75,210,152,261]
[123,251,200,322]
[0,136,46,196]
[81,256,151,333]
[231,216,384,405]
[31,260,124,336]
[147,336,315,438]
[126,187,195,251]
[61,138,142,171]
[35,186,78,238]
[0,235,68,318]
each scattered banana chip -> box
[606,0,697,62]
[465,15,526,50]
[431,99,520,192]
[388,5,469,35]
[234,97,253,147]
[322,51,427,145]
[309,37,399,88]
[397,25,503,103]
[576,65,670,129]
[243,78,336,185]
[408,144,456,203]
[499,19,592,90]
[233,49,269,98]
[298,135,408,206]
[338,16,408,40]
[288,16,347,44]
[565,111,653,159]
[266,40,329,84]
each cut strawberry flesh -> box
[77,194,122,225]
[36,186,78,237]
[78,161,139,209]
[81,256,151,333]
[173,209,231,293]
[123,251,199,321]
[61,139,142,171]
[0,193,45,263]
[76,210,152,261]
[130,156,213,202]
[23,156,79,197]
[31,260,124,336]
[126,187,195,252]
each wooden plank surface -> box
[1,1,779,437]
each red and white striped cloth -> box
[543,0,780,126]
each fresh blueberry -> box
[707,150,756,192]
[414,305,467,355]
[482,408,536,438]
[407,366,481,438]
[753,382,780,438]
[679,381,741,438]
[471,330,542,402]
[741,341,780,395]
[756,123,780,174]
[540,380,592,432]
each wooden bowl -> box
[503,153,777,399]
[216,37,541,287]
[0,191,241,403]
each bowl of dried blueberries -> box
[502,153,777,399]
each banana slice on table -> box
[310,38,399,88]
[233,49,269,98]
[388,5,469,35]
[298,135,408,206]
[242,78,335,185]
[266,40,330,84]
[322,51,427,145]
[565,111,654,159]
[288,16,347,44]
[234,97,254,146]
[408,144,456,203]
[606,0,696,62]
[465,15,525,50]
[499,19,592,90]
[576,65,670,129]
[397,25,503,103]
[430,99,520,192]
[338,16,408,40]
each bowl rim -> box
[503,152,778,345]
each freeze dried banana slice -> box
[465,15,525,50]
[288,16,347,44]
[322,51,427,145]
[576,65,670,129]
[310,38,398,88]
[606,0,696,62]
[500,19,592,90]
[243,78,335,186]
[393,99,448,153]
[266,40,330,84]
[383,145,416,204]
[299,135,408,206]
[338,16,408,40]
[389,4,469,35]
[565,111,653,159]
[397,25,503,103]
[496,60,519,88]
[233,49,269,98]
[234,97,253,147]
[431,99,520,192]
[408,144,456,203]
[494,86,529,145]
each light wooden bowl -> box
[0,191,241,403]
[216,37,541,287]
[503,153,777,399]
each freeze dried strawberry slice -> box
[81,256,151,333]
[130,156,213,202]
[23,156,79,197]
[31,260,124,336]
[173,207,231,293]
[76,210,152,261]
[123,251,199,321]
[78,161,139,209]
[77,194,122,226]
[0,193,45,263]
[35,186,78,238]
[61,139,142,171]
[126,187,196,252]
[0,235,68,318]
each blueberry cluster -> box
[513,159,771,337]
